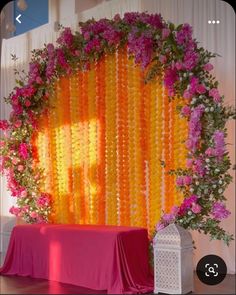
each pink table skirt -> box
[0,224,153,294]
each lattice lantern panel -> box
[153,224,193,294]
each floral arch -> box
[0,12,234,244]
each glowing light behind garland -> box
[34,50,188,235]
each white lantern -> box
[153,223,193,294]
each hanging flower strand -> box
[0,12,235,244]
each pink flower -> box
[0,141,5,148]
[36,76,43,84]
[162,213,175,223]
[175,61,183,70]
[209,88,221,103]
[183,51,199,70]
[9,206,21,216]
[14,120,22,128]
[176,176,184,186]
[36,193,50,207]
[12,157,19,165]
[181,105,191,116]
[176,23,193,45]
[19,143,29,159]
[186,158,193,168]
[196,84,206,94]
[191,203,202,214]
[211,202,230,220]
[184,175,192,186]
[170,205,179,215]
[20,189,27,198]
[30,211,38,219]
[205,147,215,156]
[25,99,31,107]
[22,205,29,213]
[84,31,90,41]
[46,43,54,55]
[17,165,24,171]
[159,55,167,64]
[156,221,165,231]
[203,63,214,71]
[183,90,192,99]
[0,120,9,130]
[162,28,170,39]
[57,27,74,47]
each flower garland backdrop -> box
[0,12,235,244]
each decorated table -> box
[0,224,153,294]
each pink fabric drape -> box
[0,224,153,294]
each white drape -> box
[0,0,235,273]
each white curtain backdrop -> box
[0,0,235,273]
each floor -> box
[0,273,235,294]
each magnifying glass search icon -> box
[208,266,215,273]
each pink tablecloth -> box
[0,224,153,294]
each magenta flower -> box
[176,176,184,186]
[21,86,36,97]
[0,120,9,130]
[194,158,206,176]
[196,84,206,94]
[19,143,29,159]
[103,27,122,46]
[184,175,192,186]
[175,23,193,45]
[25,99,31,107]
[187,76,199,96]
[179,195,198,216]
[28,62,40,84]
[181,105,191,116]
[164,67,178,96]
[185,194,198,206]
[183,90,192,99]
[162,28,170,39]
[209,88,221,103]
[84,38,101,54]
[211,202,230,220]
[183,51,199,70]
[46,43,54,55]
[56,48,68,69]
[186,104,205,153]
[113,14,121,22]
[57,27,73,47]
[128,30,154,68]
[213,130,225,159]
[124,12,163,28]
